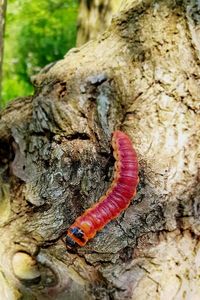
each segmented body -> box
[64,130,139,250]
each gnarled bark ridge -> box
[0,0,200,299]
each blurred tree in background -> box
[2,0,78,106]
[77,0,122,46]
[0,0,7,107]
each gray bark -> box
[0,0,6,106]
[0,0,200,299]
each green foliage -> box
[2,0,78,106]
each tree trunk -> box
[0,0,200,299]
[0,0,6,106]
[77,0,122,46]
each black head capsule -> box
[64,235,79,253]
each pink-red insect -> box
[64,130,139,250]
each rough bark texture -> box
[0,0,6,104]
[0,0,200,299]
[77,0,122,46]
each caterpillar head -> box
[64,234,78,252]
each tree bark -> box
[0,0,6,106]
[0,0,200,299]
[77,0,122,46]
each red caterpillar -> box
[64,130,139,250]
